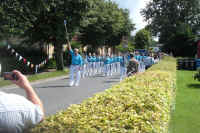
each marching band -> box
[67,41,161,87]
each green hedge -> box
[30,56,176,133]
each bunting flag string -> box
[7,45,11,50]
[6,44,49,73]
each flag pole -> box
[64,20,69,43]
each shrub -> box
[46,58,57,69]
[194,68,200,81]
[30,56,176,133]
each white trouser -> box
[120,66,126,81]
[114,62,118,73]
[81,64,87,78]
[138,62,145,72]
[93,62,96,75]
[96,62,101,73]
[88,62,93,76]
[70,65,81,86]
[100,62,104,73]
[104,64,110,76]
[117,62,120,73]
[85,63,89,76]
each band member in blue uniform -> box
[92,53,97,75]
[67,42,83,86]
[87,53,93,76]
[103,54,111,76]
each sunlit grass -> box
[0,69,68,87]
[170,70,200,133]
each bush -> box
[194,68,200,81]
[46,58,57,69]
[30,56,176,133]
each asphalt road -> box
[0,73,120,116]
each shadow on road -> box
[104,81,118,83]
[38,85,71,88]
[61,78,70,80]
[109,77,119,80]
[93,75,105,77]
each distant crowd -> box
[79,51,162,81]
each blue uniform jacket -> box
[70,50,82,65]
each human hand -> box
[11,70,32,90]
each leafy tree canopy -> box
[134,29,152,49]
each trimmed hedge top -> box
[30,56,176,133]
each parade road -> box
[0,74,120,116]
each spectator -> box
[143,54,155,69]
[0,70,44,133]
[127,53,139,77]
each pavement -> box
[0,73,120,116]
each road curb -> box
[0,75,68,90]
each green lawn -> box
[170,70,200,133]
[0,69,69,87]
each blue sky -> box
[112,0,150,35]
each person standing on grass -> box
[67,41,83,87]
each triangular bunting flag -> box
[23,58,27,64]
[15,53,18,57]
[19,56,23,61]
[27,61,30,66]
[31,64,34,68]
[7,45,11,49]
[11,49,15,53]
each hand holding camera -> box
[3,72,19,81]
[3,70,31,90]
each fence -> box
[177,58,196,70]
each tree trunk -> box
[54,44,64,70]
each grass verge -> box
[170,70,200,133]
[0,69,69,87]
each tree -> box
[141,0,200,55]
[79,0,135,50]
[0,0,90,70]
[162,23,196,57]
[134,29,152,49]
[115,41,134,53]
